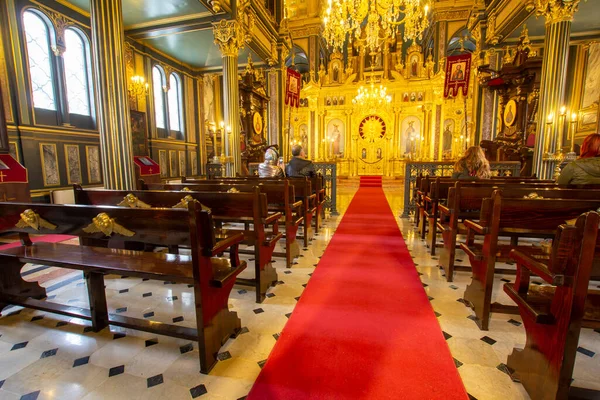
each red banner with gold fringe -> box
[285,68,302,108]
[444,54,471,98]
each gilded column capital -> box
[536,0,580,24]
[213,19,245,57]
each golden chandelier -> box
[322,0,431,54]
[352,77,392,109]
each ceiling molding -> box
[125,12,226,40]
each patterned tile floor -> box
[0,180,598,399]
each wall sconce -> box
[128,75,149,97]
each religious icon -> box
[333,64,339,82]
[402,119,420,154]
[332,124,342,155]
[443,119,455,158]
[300,125,309,157]
[503,99,518,127]
[410,92,416,102]
[339,96,344,105]
[326,97,332,106]
[417,92,424,102]
[333,97,338,106]
[289,75,298,94]
[361,148,367,159]
[253,112,263,134]
[411,56,418,77]
[403,93,409,102]
[451,63,466,81]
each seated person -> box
[285,145,315,177]
[258,147,284,178]
[451,146,491,179]
[557,133,600,185]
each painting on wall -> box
[202,75,215,124]
[86,146,101,184]
[299,124,309,157]
[130,110,148,157]
[9,142,18,162]
[169,150,177,177]
[582,43,600,109]
[65,144,82,184]
[40,143,60,186]
[580,43,600,131]
[401,116,421,155]
[179,151,186,177]
[190,151,198,176]
[442,119,455,159]
[159,150,168,178]
[326,119,345,157]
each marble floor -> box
[0,180,598,399]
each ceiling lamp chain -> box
[322,0,431,54]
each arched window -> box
[64,28,92,116]
[152,66,166,130]
[168,73,182,133]
[23,10,56,111]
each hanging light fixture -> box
[322,0,431,54]
[352,74,392,109]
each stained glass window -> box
[153,66,166,129]
[23,11,56,110]
[168,74,182,132]
[64,29,91,116]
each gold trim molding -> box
[535,0,580,24]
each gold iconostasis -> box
[286,43,476,177]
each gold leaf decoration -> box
[172,195,211,212]
[117,194,151,208]
[82,213,135,237]
[15,209,57,231]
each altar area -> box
[287,37,478,178]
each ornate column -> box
[213,20,244,176]
[393,107,401,159]
[533,0,580,178]
[90,0,135,190]
[318,111,326,161]
[423,104,433,160]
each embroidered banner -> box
[444,54,471,98]
[285,68,302,107]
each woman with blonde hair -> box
[452,146,491,179]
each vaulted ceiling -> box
[61,0,264,71]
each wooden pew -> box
[182,177,317,248]
[438,184,600,282]
[141,181,303,269]
[460,191,600,330]
[74,186,282,303]
[504,211,600,400]
[0,202,245,374]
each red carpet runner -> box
[248,186,467,400]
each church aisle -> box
[248,184,468,399]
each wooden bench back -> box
[74,186,268,222]
[481,190,600,233]
[0,201,213,250]
[143,181,294,209]
[185,177,314,198]
[448,184,600,214]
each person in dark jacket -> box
[451,145,491,180]
[285,145,315,177]
[558,133,600,185]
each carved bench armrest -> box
[210,231,245,257]
[503,283,555,324]
[438,204,450,216]
[464,219,488,234]
[210,259,247,288]
[265,212,283,225]
[510,249,568,287]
